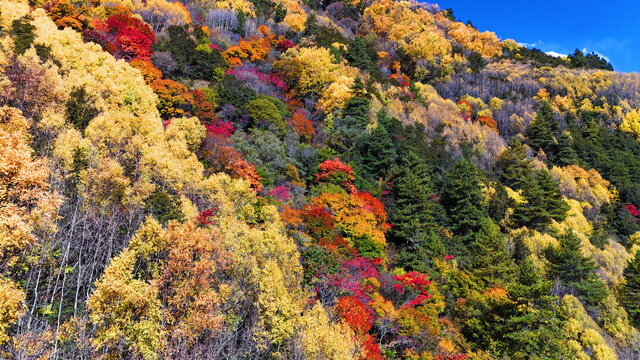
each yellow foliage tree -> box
[620,108,640,140]
[0,106,61,344]
[560,295,617,360]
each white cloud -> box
[517,41,541,48]
[545,51,567,58]
[581,48,611,62]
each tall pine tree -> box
[468,218,518,288]
[442,157,487,237]
[394,230,447,273]
[512,170,569,230]
[527,101,557,155]
[498,138,534,190]
[359,124,396,181]
[342,76,370,128]
[390,151,443,241]
[546,230,607,307]
[621,251,640,326]
[346,36,374,72]
[556,131,579,166]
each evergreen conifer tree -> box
[488,182,513,223]
[621,251,640,326]
[527,102,557,154]
[513,258,554,304]
[359,124,396,180]
[468,218,518,288]
[512,171,568,230]
[390,151,443,240]
[343,76,370,128]
[442,157,487,237]
[346,36,373,72]
[537,170,570,222]
[235,10,246,36]
[394,230,447,273]
[557,131,579,166]
[498,138,534,190]
[546,230,607,306]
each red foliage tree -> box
[105,13,155,61]
[335,295,372,336]
[625,204,640,219]
[200,135,262,192]
[355,192,388,226]
[315,158,355,187]
[335,295,383,360]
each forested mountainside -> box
[2,0,640,358]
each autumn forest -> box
[1,0,640,358]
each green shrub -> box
[245,98,285,131]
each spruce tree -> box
[537,170,570,222]
[498,138,534,190]
[511,257,555,307]
[342,76,370,128]
[557,131,579,166]
[359,124,396,181]
[394,230,447,272]
[546,230,607,306]
[527,102,557,154]
[621,251,640,326]
[512,171,568,230]
[346,36,373,72]
[488,182,513,223]
[583,116,601,143]
[442,157,487,238]
[235,10,246,36]
[511,174,549,229]
[501,258,569,359]
[390,151,443,240]
[468,218,518,288]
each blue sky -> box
[434,1,639,73]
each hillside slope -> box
[1,0,640,359]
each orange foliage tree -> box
[289,110,315,143]
[151,79,195,119]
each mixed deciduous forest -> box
[1,0,640,358]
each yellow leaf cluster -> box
[317,75,355,113]
[0,0,30,30]
[27,8,158,117]
[87,243,165,360]
[309,192,387,248]
[278,0,307,31]
[361,0,452,65]
[620,108,640,140]
[0,105,61,345]
[280,46,357,96]
[560,295,617,360]
[298,303,359,360]
[550,165,614,208]
[213,0,256,16]
[0,107,61,257]
[446,21,501,57]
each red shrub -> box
[335,295,372,336]
[315,158,355,185]
[625,204,640,219]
